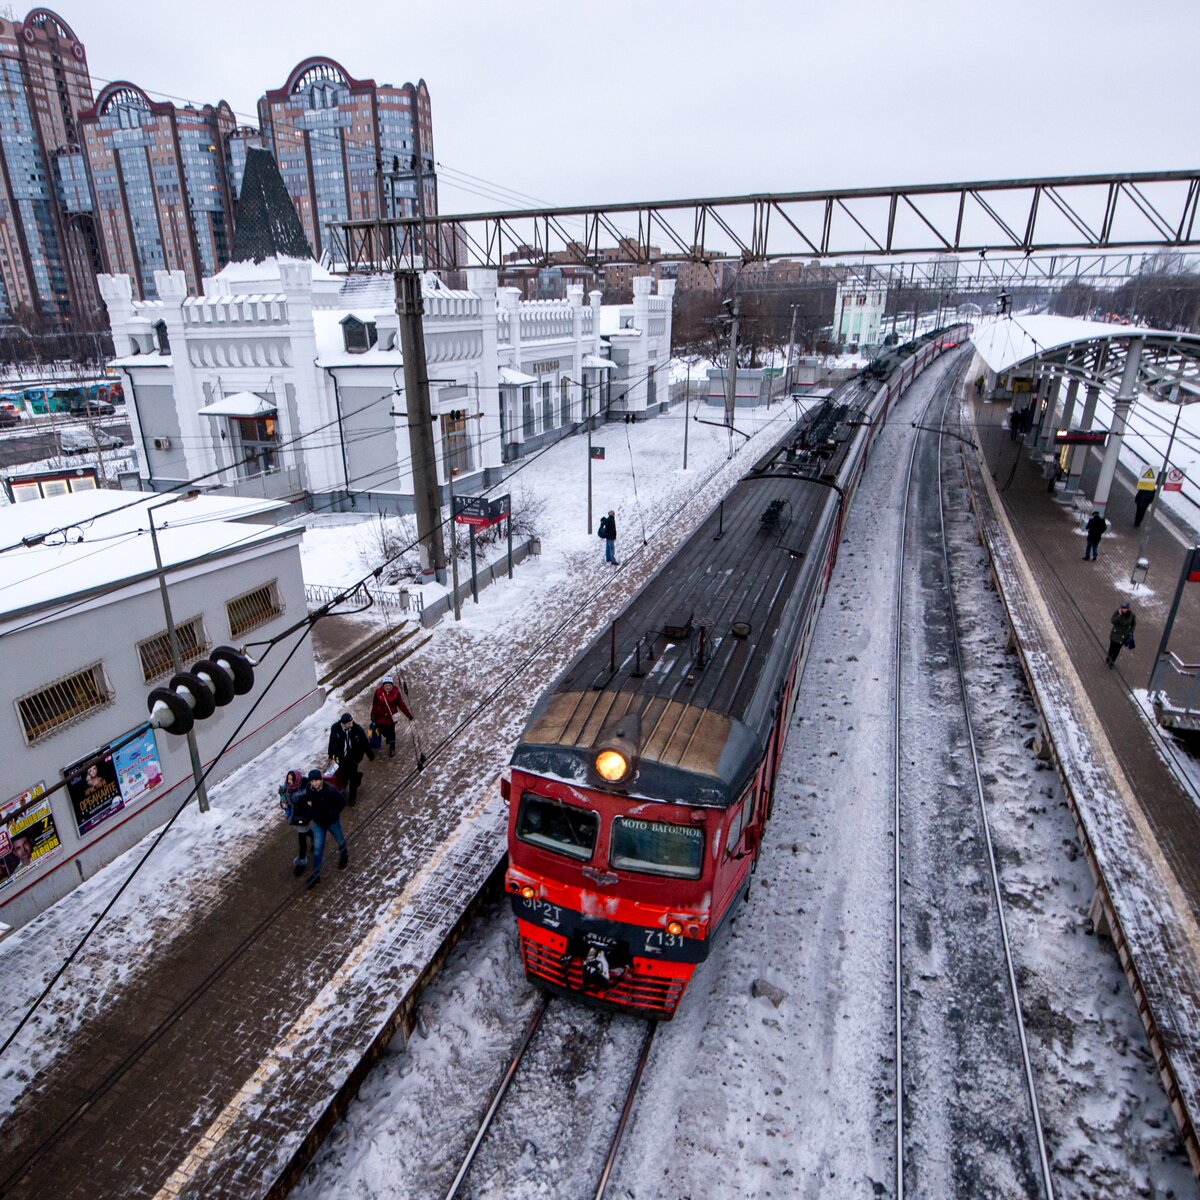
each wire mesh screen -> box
[18,663,113,744]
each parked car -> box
[66,399,116,417]
[0,406,18,428]
[60,425,125,454]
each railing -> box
[304,582,423,615]
[1150,651,1200,720]
[212,464,303,502]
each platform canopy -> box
[198,391,277,418]
[971,315,1200,403]
[498,367,537,386]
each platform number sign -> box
[590,446,605,461]
[1165,467,1185,493]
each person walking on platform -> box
[1106,602,1136,668]
[1134,486,1156,527]
[328,711,374,806]
[1084,510,1107,561]
[278,768,313,877]
[370,675,412,758]
[304,769,349,888]
[598,508,619,565]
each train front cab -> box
[502,696,800,1020]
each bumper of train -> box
[515,916,698,1019]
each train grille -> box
[522,937,686,1017]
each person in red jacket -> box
[370,674,412,758]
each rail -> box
[303,582,423,615]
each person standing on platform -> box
[598,508,619,565]
[370,675,412,758]
[1084,511,1107,561]
[278,767,312,877]
[304,769,349,888]
[1134,486,1156,527]
[328,711,374,806]
[1106,602,1136,668]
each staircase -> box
[318,620,432,703]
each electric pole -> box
[724,294,740,456]
[395,270,446,580]
[784,304,799,393]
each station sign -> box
[1165,467,1185,493]
[1053,428,1108,446]
[590,446,606,461]
[454,493,511,529]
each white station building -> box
[98,259,676,513]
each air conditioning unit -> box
[152,436,171,450]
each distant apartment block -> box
[79,85,241,299]
[0,8,102,324]
[257,57,437,258]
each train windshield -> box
[516,793,598,861]
[610,817,704,880]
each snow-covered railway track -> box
[444,995,655,1200]
[892,362,1056,1198]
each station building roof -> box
[971,315,1200,404]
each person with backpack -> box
[1106,602,1136,668]
[1084,510,1107,561]
[370,675,412,758]
[278,768,313,876]
[327,711,374,806]
[598,508,619,565]
[304,769,349,888]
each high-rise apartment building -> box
[0,8,103,325]
[78,84,239,299]
[258,57,436,258]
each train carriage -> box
[503,331,960,1018]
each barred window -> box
[17,663,113,744]
[226,581,283,638]
[137,616,210,682]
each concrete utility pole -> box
[784,304,799,392]
[724,294,740,454]
[395,269,447,580]
[1092,336,1145,516]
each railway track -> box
[892,358,1056,1198]
[444,996,656,1200]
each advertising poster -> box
[0,786,60,891]
[65,725,163,837]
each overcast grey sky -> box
[63,0,1199,214]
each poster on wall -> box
[64,724,163,837]
[0,785,61,891]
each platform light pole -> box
[146,491,209,813]
[1131,383,1183,585]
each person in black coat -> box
[1134,486,1156,527]
[598,508,619,565]
[1083,511,1107,561]
[328,711,374,806]
[1106,603,1136,667]
[304,769,349,888]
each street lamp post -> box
[146,491,210,813]
[1132,385,1183,585]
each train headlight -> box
[667,920,684,937]
[520,885,537,900]
[595,748,629,782]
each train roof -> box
[513,378,876,809]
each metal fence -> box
[304,582,423,615]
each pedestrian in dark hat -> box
[304,769,348,888]
[327,711,374,806]
[1106,603,1136,667]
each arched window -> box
[153,320,170,355]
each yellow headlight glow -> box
[520,885,536,900]
[595,748,629,781]
[667,920,684,936]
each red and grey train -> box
[503,331,964,1018]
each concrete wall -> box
[128,379,188,482]
[0,537,322,929]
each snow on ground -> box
[0,389,798,1121]
[292,360,1195,1200]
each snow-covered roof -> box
[971,315,1151,375]
[313,309,401,368]
[599,306,640,337]
[0,490,293,622]
[582,354,616,370]
[199,392,276,418]
[499,367,537,386]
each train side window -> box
[725,804,744,856]
[611,817,704,880]
[515,792,598,862]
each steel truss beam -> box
[328,170,1200,274]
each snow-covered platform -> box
[962,386,1200,1179]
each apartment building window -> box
[137,616,210,682]
[226,581,283,638]
[17,662,113,744]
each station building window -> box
[226,581,283,639]
[17,662,114,744]
[137,616,209,682]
